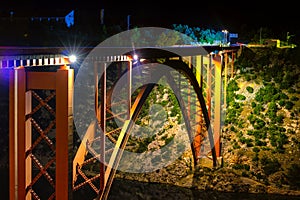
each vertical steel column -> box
[212,55,222,158]
[187,56,191,119]
[231,52,235,78]
[94,62,100,122]
[56,65,74,199]
[9,67,32,200]
[10,67,27,200]
[224,53,228,110]
[9,68,15,200]
[196,55,203,88]
[194,55,203,159]
[127,60,132,117]
[17,67,27,200]
[99,62,106,193]
[207,54,212,119]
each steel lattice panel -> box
[26,90,56,199]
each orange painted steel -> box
[3,46,239,200]
[9,65,74,200]
[212,54,222,157]
[8,68,15,200]
[74,51,238,199]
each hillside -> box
[115,46,300,196]
[221,46,300,193]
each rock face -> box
[115,148,300,197]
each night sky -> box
[2,0,299,33]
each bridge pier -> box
[8,65,74,200]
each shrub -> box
[272,93,281,101]
[287,88,296,93]
[278,99,285,107]
[285,101,294,110]
[246,86,254,93]
[233,142,240,149]
[255,139,267,146]
[291,96,299,101]
[227,79,240,91]
[275,114,284,124]
[279,92,289,100]
[260,155,281,175]
[235,94,246,100]
[253,147,260,153]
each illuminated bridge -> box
[0,44,240,200]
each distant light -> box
[69,54,77,63]
[133,54,138,60]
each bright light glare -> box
[133,54,138,60]
[69,54,77,63]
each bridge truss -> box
[0,46,238,199]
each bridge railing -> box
[0,55,68,68]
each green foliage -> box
[172,24,224,45]
[233,163,250,170]
[156,30,182,46]
[247,114,266,130]
[247,114,256,125]
[227,79,240,92]
[290,96,299,101]
[255,139,267,146]
[287,88,296,93]
[235,94,246,101]
[246,86,254,93]
[278,99,285,107]
[135,134,156,153]
[275,114,284,124]
[272,93,281,101]
[260,155,281,175]
[237,120,245,128]
[256,130,267,140]
[255,93,264,102]
[266,102,279,122]
[269,131,288,153]
[254,118,266,129]
[285,101,294,110]
[230,126,236,132]
[253,103,264,115]
[239,136,253,147]
[268,101,278,112]
[279,92,289,100]
[233,142,240,149]
[253,147,260,153]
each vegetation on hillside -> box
[222,46,300,190]
[116,46,300,195]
